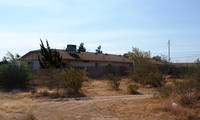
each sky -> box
[0,0,200,62]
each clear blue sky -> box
[1,0,200,62]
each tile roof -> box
[22,49,132,63]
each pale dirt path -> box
[0,94,153,120]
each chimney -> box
[66,44,77,53]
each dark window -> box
[95,62,100,69]
[28,62,34,69]
[84,61,89,63]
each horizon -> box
[1,0,200,63]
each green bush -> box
[158,85,174,98]
[158,78,194,99]
[158,60,200,109]
[107,74,122,90]
[41,68,63,94]
[0,52,33,90]
[62,67,84,93]
[128,47,164,87]
[42,66,84,94]
[144,71,164,87]
[128,83,139,94]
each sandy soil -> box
[0,94,153,120]
[0,79,158,120]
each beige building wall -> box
[22,52,41,70]
[72,61,130,67]
[22,52,132,75]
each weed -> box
[158,85,174,98]
[39,90,50,97]
[41,66,85,95]
[31,89,37,95]
[107,74,122,90]
[160,98,196,119]
[128,83,139,94]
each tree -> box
[0,52,33,89]
[128,47,164,87]
[0,57,8,65]
[38,39,65,68]
[77,43,86,52]
[96,45,102,53]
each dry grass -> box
[97,98,162,119]
[21,112,64,120]
[40,113,64,120]
[0,78,175,120]
[158,100,194,118]
[82,79,131,96]
[97,97,200,120]
[0,100,38,113]
[0,90,31,99]
[22,112,38,120]
[156,96,200,120]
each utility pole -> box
[168,40,171,62]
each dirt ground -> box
[0,79,184,120]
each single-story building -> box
[21,45,132,77]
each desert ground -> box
[0,79,198,120]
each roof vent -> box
[66,44,76,53]
[153,55,161,61]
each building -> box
[21,45,132,78]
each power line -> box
[172,44,200,46]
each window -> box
[28,62,34,69]
[95,62,100,69]
[84,60,89,63]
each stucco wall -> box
[22,52,41,69]
[71,61,130,67]
[23,52,40,61]
[22,52,132,77]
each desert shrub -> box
[172,79,194,97]
[107,74,122,90]
[42,66,84,94]
[158,62,171,75]
[128,48,164,87]
[144,71,164,87]
[0,52,33,90]
[184,63,200,91]
[62,66,84,93]
[160,98,195,119]
[158,85,174,98]
[158,63,200,107]
[128,83,139,94]
[80,67,89,81]
[39,90,50,97]
[159,79,195,99]
[171,65,190,79]
[41,68,63,94]
[164,62,200,100]
[157,62,200,119]
[31,89,37,94]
